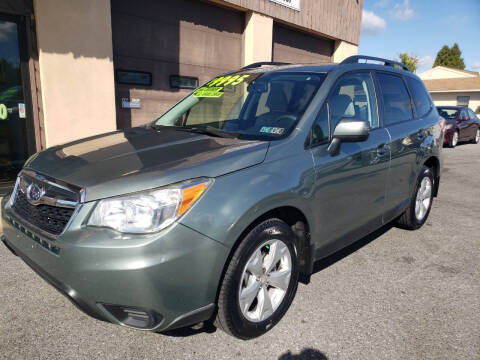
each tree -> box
[398,53,419,73]
[433,43,465,69]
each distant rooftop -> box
[423,77,480,92]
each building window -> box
[457,96,470,106]
[170,75,199,89]
[116,70,152,86]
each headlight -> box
[446,124,453,130]
[87,178,212,233]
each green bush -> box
[476,106,480,114]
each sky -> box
[359,0,480,74]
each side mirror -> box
[327,118,371,156]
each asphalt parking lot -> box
[1,143,479,360]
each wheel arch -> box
[424,156,440,197]
[214,205,314,309]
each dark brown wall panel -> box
[111,0,244,129]
[212,0,363,45]
[273,23,333,64]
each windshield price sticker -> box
[194,74,250,98]
[0,104,7,120]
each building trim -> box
[429,89,480,93]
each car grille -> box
[12,191,75,236]
[10,171,82,237]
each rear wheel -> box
[215,219,299,339]
[471,128,480,144]
[450,130,459,148]
[396,166,434,230]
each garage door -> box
[273,23,333,65]
[111,0,244,129]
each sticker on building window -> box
[260,126,285,135]
[194,75,250,98]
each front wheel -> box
[215,219,299,339]
[450,130,459,148]
[396,166,434,230]
[471,128,480,144]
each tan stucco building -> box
[419,66,480,112]
[0,0,363,194]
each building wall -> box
[34,0,117,147]
[111,0,244,128]
[212,0,363,45]
[431,92,480,111]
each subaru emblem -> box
[26,183,45,204]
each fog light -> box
[102,304,162,329]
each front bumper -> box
[1,196,229,332]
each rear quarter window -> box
[406,77,432,118]
[377,73,413,125]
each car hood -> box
[25,126,269,202]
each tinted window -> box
[406,77,432,117]
[310,105,329,145]
[377,73,413,125]
[328,72,379,132]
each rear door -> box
[309,71,391,255]
[458,108,471,140]
[376,72,426,221]
[467,108,478,138]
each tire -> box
[215,219,299,339]
[396,166,435,230]
[471,128,480,144]
[450,130,459,148]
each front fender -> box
[179,152,316,249]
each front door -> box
[309,71,391,256]
[0,14,29,194]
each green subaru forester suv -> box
[1,56,443,339]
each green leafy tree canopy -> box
[433,43,465,69]
[398,53,419,73]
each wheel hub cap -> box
[415,177,432,221]
[238,239,292,323]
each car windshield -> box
[437,108,459,120]
[154,71,326,140]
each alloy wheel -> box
[238,239,292,322]
[475,129,480,143]
[415,177,432,221]
[452,131,458,147]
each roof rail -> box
[242,61,291,70]
[340,55,410,72]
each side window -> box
[377,73,413,125]
[460,109,468,118]
[328,72,379,132]
[310,104,329,145]
[406,77,432,118]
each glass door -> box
[0,14,28,194]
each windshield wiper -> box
[173,126,239,139]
